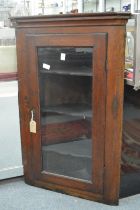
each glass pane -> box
[0,28,17,74]
[125,19,135,83]
[83,0,99,13]
[105,0,121,11]
[38,47,93,181]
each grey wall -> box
[0,81,23,179]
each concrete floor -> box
[0,177,140,210]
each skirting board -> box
[0,166,23,180]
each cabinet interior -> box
[38,47,93,181]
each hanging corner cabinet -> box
[11,13,130,205]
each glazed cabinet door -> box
[24,33,107,200]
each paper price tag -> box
[43,63,50,70]
[60,53,66,61]
[30,119,36,133]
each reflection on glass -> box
[38,47,93,181]
[83,0,99,13]
[0,28,17,74]
[125,19,135,81]
[105,0,121,11]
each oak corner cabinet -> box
[12,13,131,205]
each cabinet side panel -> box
[104,26,126,205]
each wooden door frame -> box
[24,32,107,198]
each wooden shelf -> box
[41,104,92,118]
[41,114,84,124]
[40,67,92,76]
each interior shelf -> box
[40,67,92,76]
[43,138,92,157]
[41,104,92,118]
[42,138,92,181]
[41,114,85,124]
